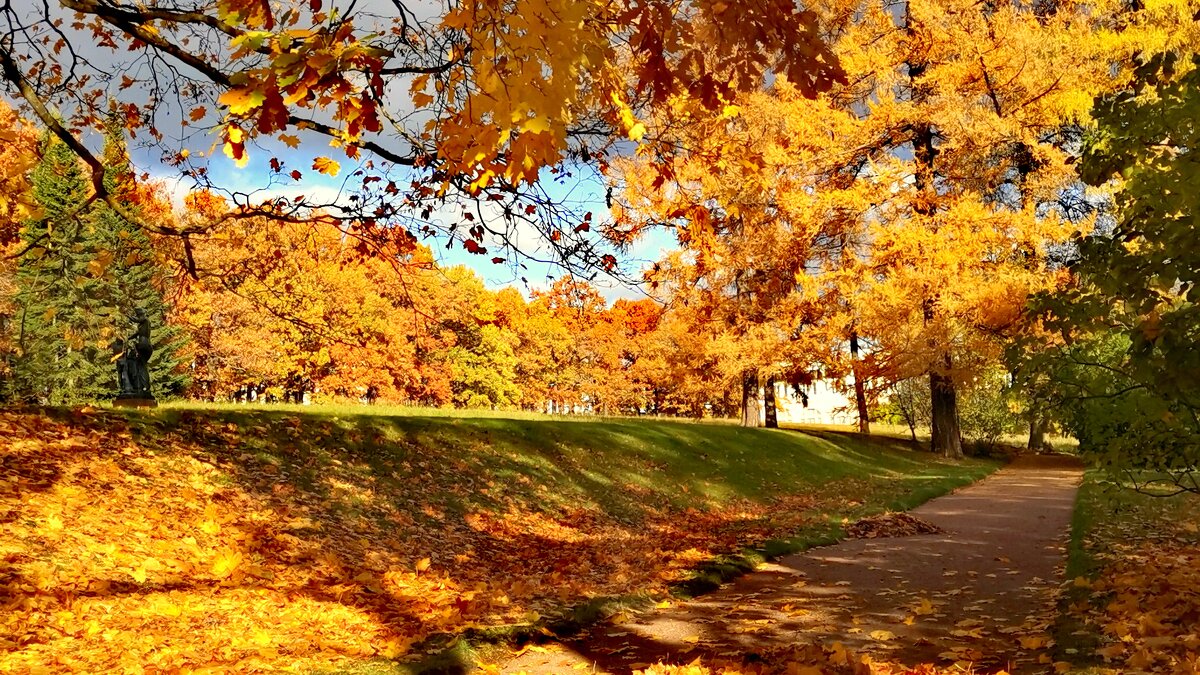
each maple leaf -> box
[189,106,208,122]
[378,636,410,658]
[87,250,114,277]
[211,550,244,578]
[312,156,340,176]
[223,125,249,167]
[1019,635,1049,649]
[279,134,300,148]
[153,600,182,618]
[219,85,266,115]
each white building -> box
[761,378,857,426]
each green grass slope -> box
[1,405,998,674]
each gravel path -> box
[500,455,1083,674]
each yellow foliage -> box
[612,0,1199,398]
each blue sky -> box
[7,0,673,304]
[136,137,676,303]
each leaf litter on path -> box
[845,513,944,539]
[502,457,1082,674]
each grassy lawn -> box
[1,404,997,673]
[1055,471,1200,673]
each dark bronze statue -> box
[114,308,155,403]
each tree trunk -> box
[850,330,870,434]
[930,369,963,458]
[1028,415,1049,452]
[907,5,956,457]
[763,374,778,428]
[740,369,760,427]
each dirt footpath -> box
[501,455,1084,674]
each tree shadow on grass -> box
[0,407,992,672]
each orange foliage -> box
[1,410,867,672]
[1081,544,1200,672]
[0,101,41,244]
[612,0,1200,437]
[169,193,441,402]
[161,195,709,412]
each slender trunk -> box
[763,374,778,428]
[850,330,870,434]
[930,367,963,458]
[740,369,760,427]
[1028,415,1049,452]
[906,6,959,457]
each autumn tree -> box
[1029,48,1200,493]
[607,297,666,413]
[534,277,616,413]
[0,102,40,400]
[633,306,730,417]
[171,192,440,402]
[431,267,522,409]
[843,0,1198,457]
[11,123,186,403]
[616,84,866,428]
[497,286,572,410]
[616,0,1199,454]
[0,0,846,280]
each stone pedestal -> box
[113,397,158,409]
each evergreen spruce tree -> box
[13,118,187,403]
[93,114,188,399]
[13,135,106,403]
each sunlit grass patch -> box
[1,407,996,673]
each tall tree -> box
[617,0,1198,456]
[0,102,40,400]
[93,114,189,398]
[1029,48,1200,493]
[12,136,104,403]
[616,84,864,428]
[13,122,187,403]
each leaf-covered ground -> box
[0,407,995,673]
[498,456,1080,675]
[1056,473,1200,673]
[630,644,991,674]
